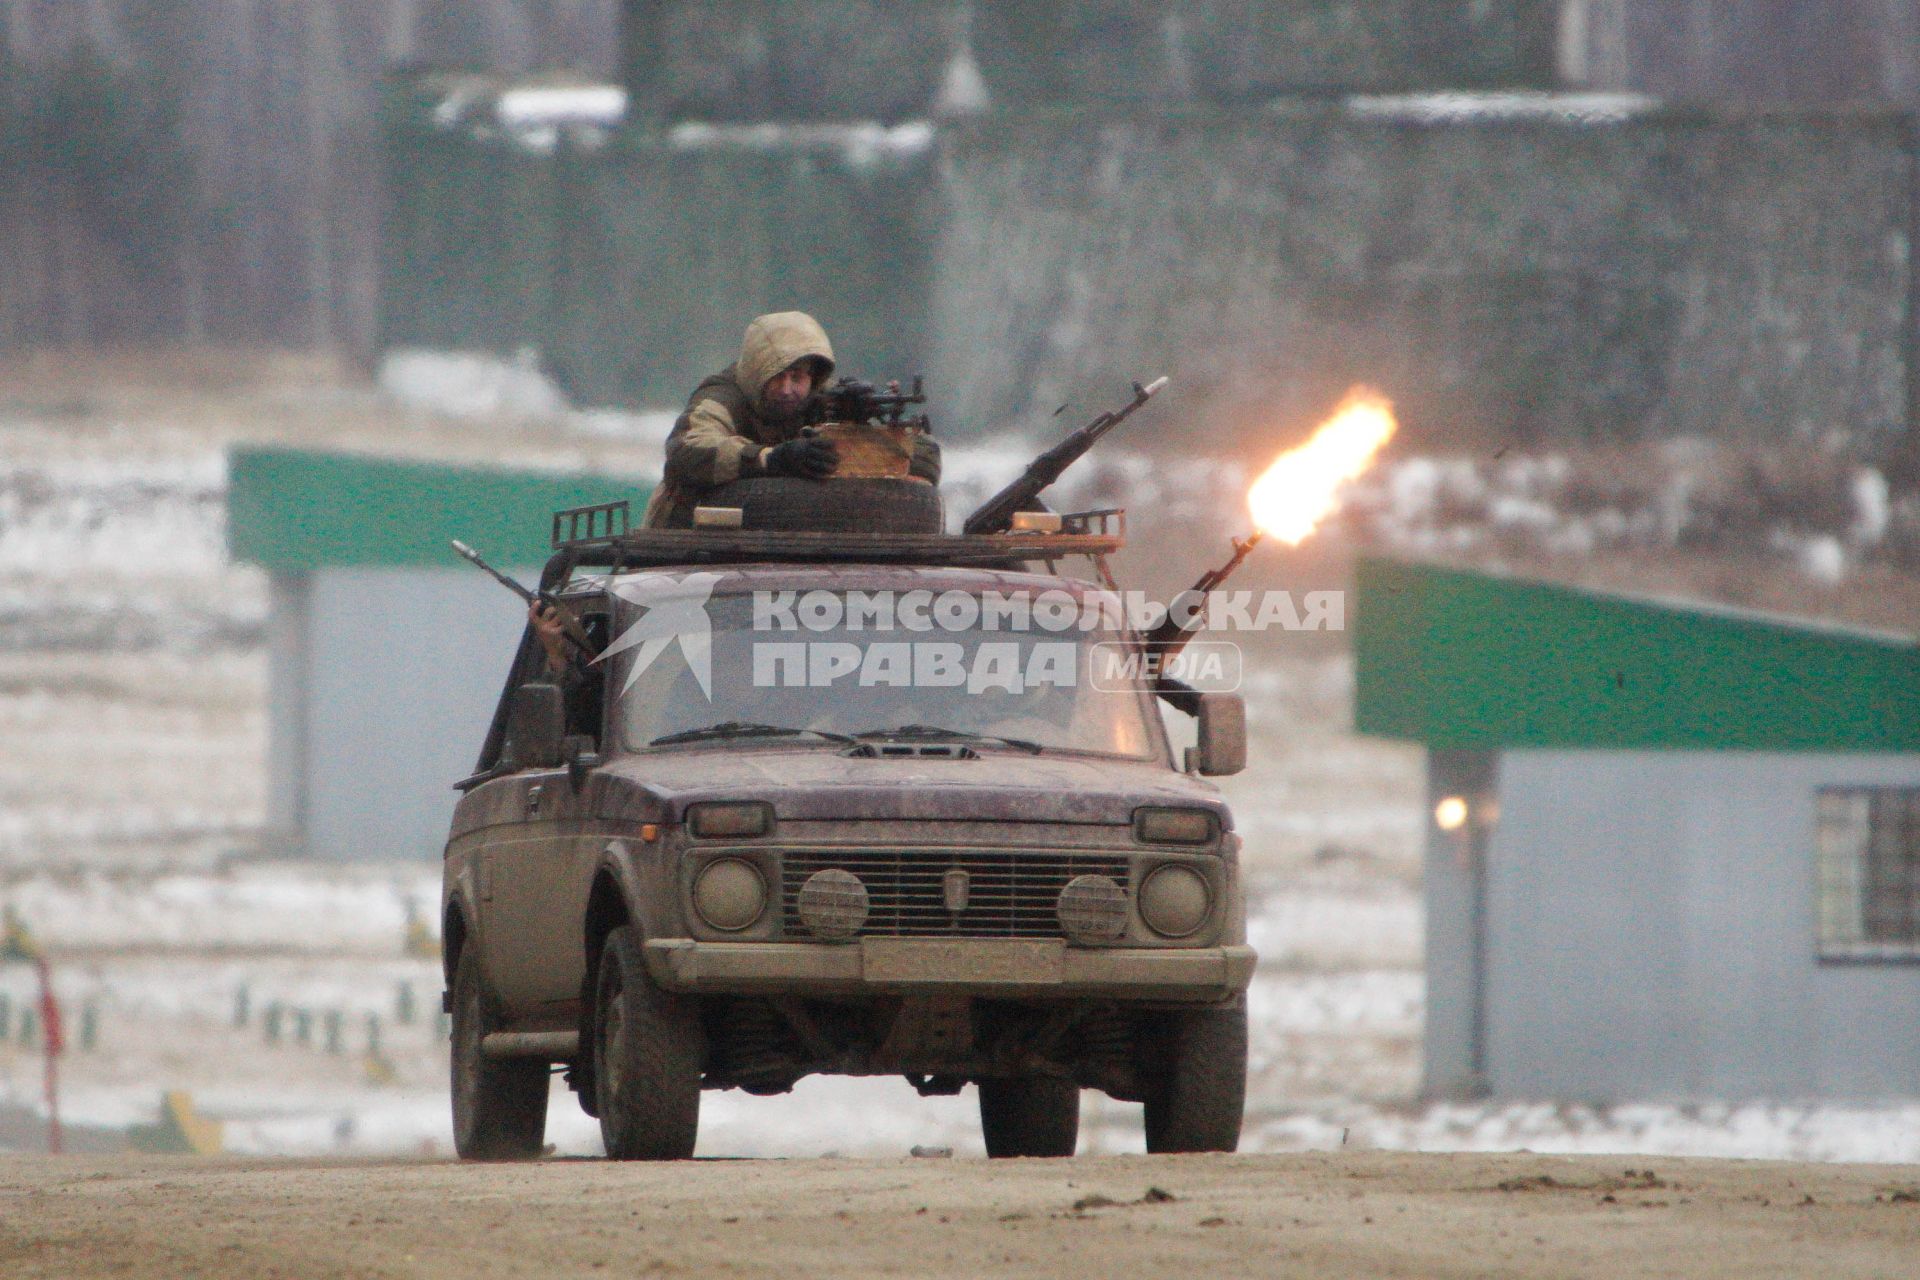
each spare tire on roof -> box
[702,477,944,535]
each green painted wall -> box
[1353,557,1920,752]
[379,75,935,409]
[228,447,646,570]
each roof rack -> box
[548,502,1125,571]
[552,499,629,548]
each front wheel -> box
[594,925,704,1160]
[978,1077,1080,1158]
[1142,999,1247,1154]
[450,947,549,1161]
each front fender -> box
[442,863,483,989]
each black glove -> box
[763,435,838,479]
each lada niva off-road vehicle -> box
[442,488,1255,1161]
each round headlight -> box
[1139,865,1211,938]
[797,868,869,941]
[692,858,767,932]
[1056,874,1128,943]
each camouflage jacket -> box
[642,311,940,528]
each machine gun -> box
[451,539,600,658]
[962,376,1169,536]
[806,375,930,431]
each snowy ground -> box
[5,859,1918,1167]
[0,860,1425,1158]
[2,349,1916,1166]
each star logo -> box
[595,572,725,700]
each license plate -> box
[861,938,1064,985]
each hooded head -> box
[737,311,835,423]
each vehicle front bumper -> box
[642,937,1257,1002]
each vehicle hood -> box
[594,748,1232,829]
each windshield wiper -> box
[852,724,1045,754]
[650,722,856,746]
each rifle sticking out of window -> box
[1142,531,1267,660]
[961,376,1169,535]
[450,539,601,658]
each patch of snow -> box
[1247,889,1424,971]
[377,348,571,420]
[0,862,438,953]
[6,866,1916,1166]
[667,120,936,169]
[1488,494,1559,532]
[1777,531,1847,585]
[568,410,677,457]
[1249,970,1422,1037]
[1850,468,1890,545]
[1241,1100,1920,1166]
[0,453,227,577]
[1341,91,1659,126]
[428,83,492,131]
[494,85,626,130]
[933,48,991,120]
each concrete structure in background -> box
[930,107,1912,457]
[1354,558,1920,1102]
[1564,0,1920,104]
[383,77,1915,460]
[228,449,644,862]
[619,1,1565,120]
[620,1,1920,117]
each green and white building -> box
[1354,558,1920,1103]
[228,448,644,863]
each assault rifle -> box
[962,376,1169,536]
[1142,530,1266,658]
[1135,530,1267,716]
[451,539,600,658]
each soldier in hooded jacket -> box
[640,310,941,529]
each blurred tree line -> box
[0,0,615,356]
[32,46,199,268]
[1,1,1918,362]
[0,32,201,344]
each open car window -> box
[469,599,610,778]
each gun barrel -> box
[450,539,600,657]
[452,539,535,603]
[961,375,1169,535]
[1143,530,1267,654]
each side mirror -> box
[508,683,566,770]
[1185,693,1246,777]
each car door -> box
[475,600,610,1021]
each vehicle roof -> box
[567,562,1117,598]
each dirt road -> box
[3,1151,1915,1279]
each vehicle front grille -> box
[780,849,1131,939]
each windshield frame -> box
[602,574,1176,766]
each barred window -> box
[1816,788,1920,959]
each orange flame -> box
[1247,387,1398,545]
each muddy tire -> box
[594,926,704,1160]
[704,477,943,535]
[978,1077,1080,1158]
[1142,999,1247,1154]
[450,948,550,1161]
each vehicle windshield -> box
[615,589,1159,759]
